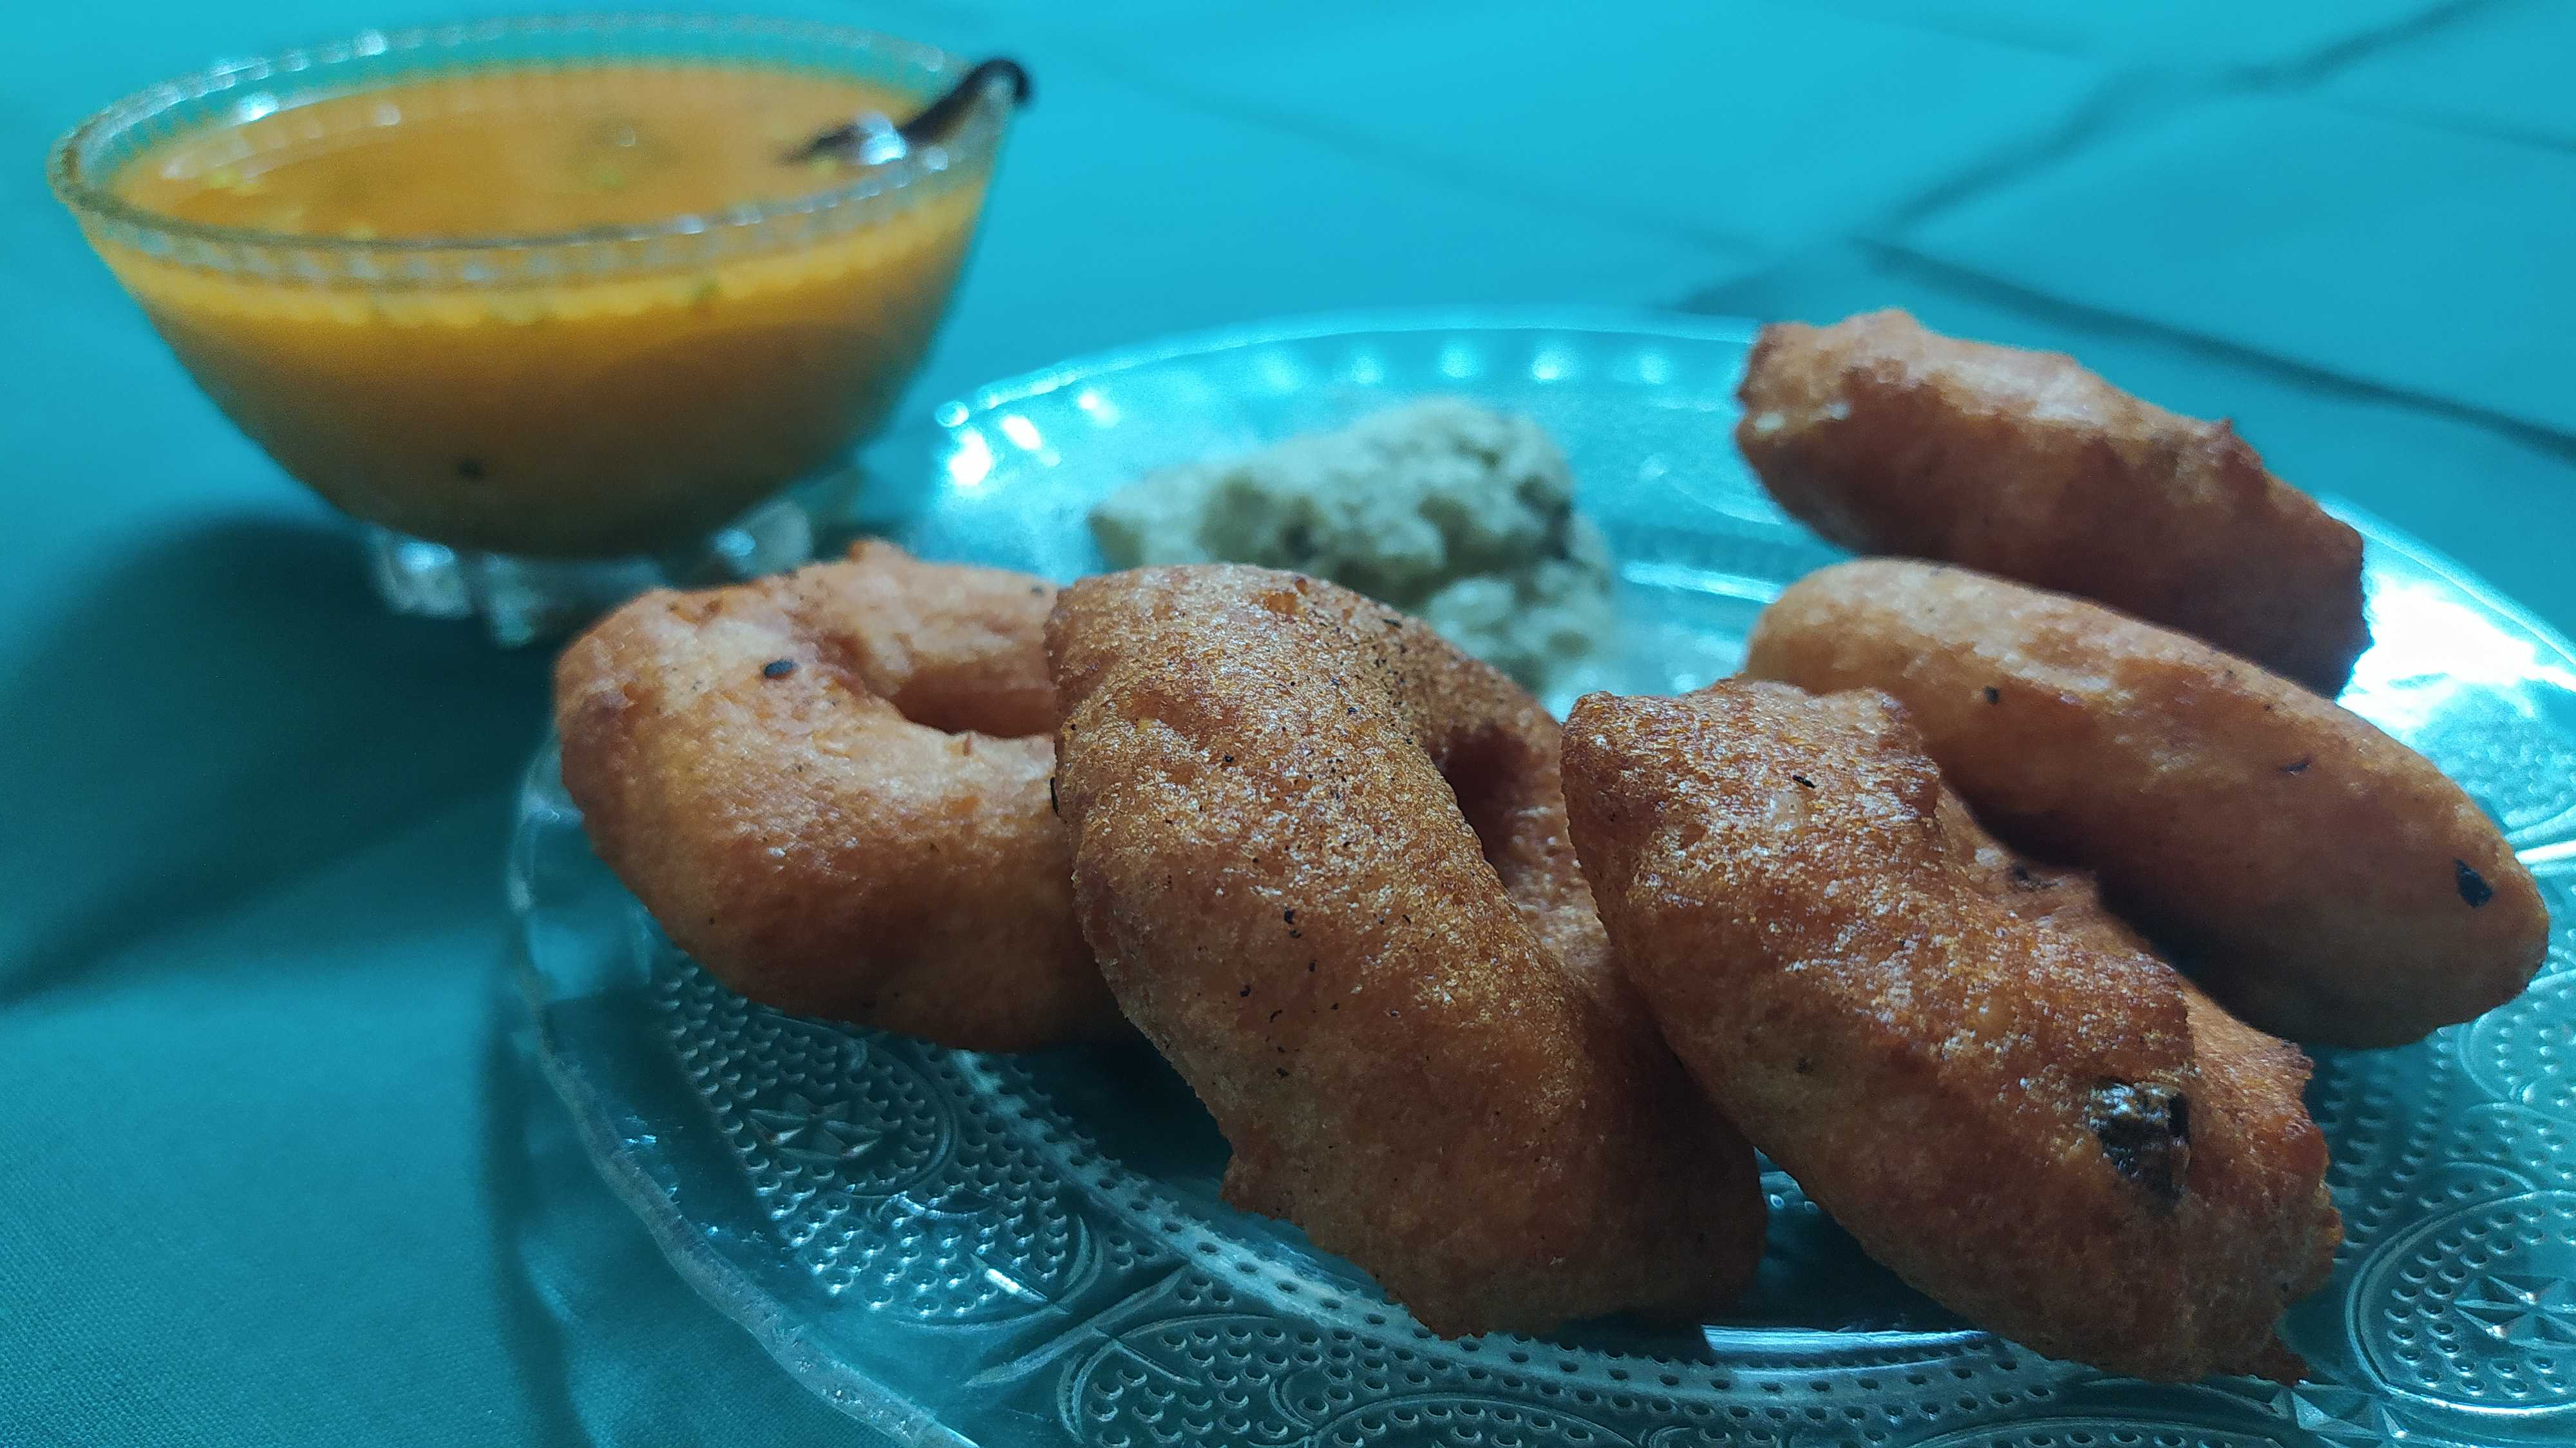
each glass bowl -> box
[49,13,1015,644]
[515,311,2576,1446]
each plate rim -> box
[931,305,1763,423]
[510,743,976,1448]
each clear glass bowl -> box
[50,14,1014,644]
[515,312,2576,1445]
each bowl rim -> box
[46,11,1011,262]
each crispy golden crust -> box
[1744,559,2547,1046]
[1048,565,1764,1336]
[553,541,1121,1050]
[1736,309,2369,693]
[1562,681,2340,1382]
[1941,760,2344,1386]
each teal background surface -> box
[7,3,2571,1442]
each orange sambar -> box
[102,64,990,555]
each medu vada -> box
[1735,309,2370,694]
[1562,680,2342,1382]
[1046,564,1765,1337]
[1744,558,2546,1047]
[553,540,1122,1051]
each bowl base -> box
[364,482,841,647]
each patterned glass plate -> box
[513,310,2576,1448]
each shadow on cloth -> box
[0,512,551,1004]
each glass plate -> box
[512,309,2576,1448]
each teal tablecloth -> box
[8,3,2572,1443]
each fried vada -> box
[1562,680,2341,1382]
[1744,559,2546,1047]
[554,540,1122,1051]
[1736,309,2369,694]
[1047,564,1764,1336]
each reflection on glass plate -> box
[513,310,2576,1447]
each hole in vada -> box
[1437,724,1540,880]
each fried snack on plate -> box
[1735,309,2369,693]
[1048,564,1763,1336]
[554,540,1122,1051]
[1562,681,2340,1382]
[1936,760,2344,1379]
[1744,559,2546,1047]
